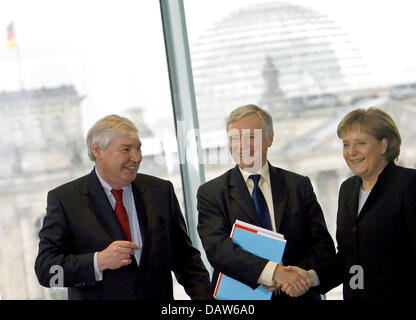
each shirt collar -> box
[95,167,130,195]
[238,162,270,184]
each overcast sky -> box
[1,0,416,133]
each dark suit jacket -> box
[197,163,335,300]
[35,169,211,300]
[315,162,416,300]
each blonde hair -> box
[86,114,138,161]
[337,107,401,162]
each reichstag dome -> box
[189,0,416,263]
[190,1,374,132]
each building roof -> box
[0,85,82,107]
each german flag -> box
[7,22,16,49]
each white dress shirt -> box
[93,167,143,281]
[358,187,371,216]
[239,163,320,288]
[238,162,278,286]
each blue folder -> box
[214,220,286,300]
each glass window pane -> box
[0,0,187,299]
[184,0,416,300]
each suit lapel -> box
[351,178,361,221]
[86,170,126,241]
[229,166,261,226]
[88,171,151,268]
[355,161,395,223]
[269,164,288,232]
[131,179,149,239]
[131,176,151,268]
[338,176,361,233]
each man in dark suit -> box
[197,104,335,299]
[35,114,211,300]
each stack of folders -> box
[213,219,286,300]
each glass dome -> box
[190,1,374,131]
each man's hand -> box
[262,283,282,292]
[97,241,139,271]
[272,265,312,297]
[280,266,315,297]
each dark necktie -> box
[111,189,132,241]
[249,174,273,230]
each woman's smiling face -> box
[342,126,388,181]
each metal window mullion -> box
[159,0,211,274]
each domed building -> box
[190,0,374,130]
[189,1,416,299]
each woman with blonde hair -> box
[314,107,416,300]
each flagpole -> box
[14,24,24,89]
[15,41,23,89]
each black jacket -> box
[316,162,416,300]
[197,163,335,300]
[35,169,211,300]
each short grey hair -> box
[86,114,138,161]
[226,104,274,137]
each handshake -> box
[263,265,317,297]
